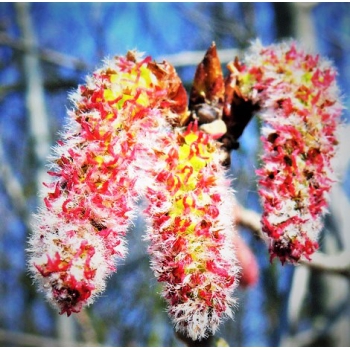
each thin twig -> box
[15,2,77,345]
[0,79,78,102]
[300,251,350,278]
[74,310,99,346]
[0,31,89,71]
[158,48,241,68]
[1,29,242,71]
[282,295,350,346]
[234,204,350,278]
[233,204,266,241]
[0,139,30,228]
[0,328,86,347]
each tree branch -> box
[234,204,350,278]
[158,48,241,68]
[175,331,214,347]
[0,79,78,102]
[74,310,99,346]
[0,328,85,347]
[0,31,89,71]
[1,29,242,71]
[302,251,350,278]
[15,2,77,345]
[0,139,30,228]
[233,204,267,242]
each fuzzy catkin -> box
[29,53,176,315]
[28,52,240,341]
[145,122,239,340]
[229,40,343,263]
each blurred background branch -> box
[235,203,350,278]
[0,31,89,71]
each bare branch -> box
[15,2,78,345]
[0,328,85,347]
[234,204,350,278]
[292,2,318,52]
[1,28,242,72]
[282,326,326,347]
[0,139,30,228]
[0,79,78,102]
[15,2,52,186]
[175,330,214,347]
[0,31,89,71]
[301,251,350,278]
[282,294,349,346]
[74,310,99,346]
[233,204,266,241]
[158,48,241,68]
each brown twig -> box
[74,309,99,346]
[175,331,214,347]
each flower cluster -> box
[228,41,342,263]
[28,52,186,315]
[29,40,341,339]
[28,51,239,340]
[145,122,238,340]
